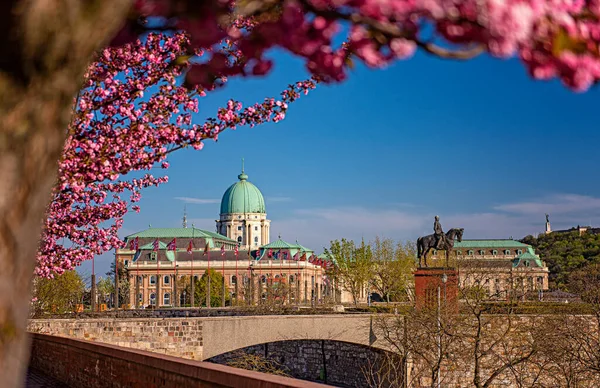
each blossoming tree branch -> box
[1,0,599,385]
[39,32,316,277]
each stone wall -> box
[209,340,388,387]
[29,333,330,388]
[28,314,379,362]
[28,318,204,359]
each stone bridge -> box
[28,314,386,361]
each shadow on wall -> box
[208,339,398,388]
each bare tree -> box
[455,262,539,388]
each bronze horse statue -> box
[417,228,464,267]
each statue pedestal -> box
[414,267,458,312]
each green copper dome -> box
[220,168,266,215]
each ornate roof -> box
[220,167,266,215]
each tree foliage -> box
[326,239,373,306]
[179,269,231,307]
[370,237,415,303]
[326,237,415,305]
[521,231,600,288]
[31,271,85,317]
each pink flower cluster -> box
[37,33,316,277]
[117,0,600,92]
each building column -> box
[248,223,252,248]
[129,274,135,308]
[142,275,148,307]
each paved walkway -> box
[25,368,69,388]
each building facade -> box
[432,239,550,299]
[115,167,334,308]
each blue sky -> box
[79,47,600,278]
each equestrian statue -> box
[417,216,464,268]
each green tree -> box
[326,239,373,306]
[95,277,114,307]
[522,232,600,288]
[31,271,85,316]
[179,269,230,307]
[371,237,416,303]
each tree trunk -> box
[0,1,131,386]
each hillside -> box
[521,231,600,289]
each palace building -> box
[115,166,336,308]
[431,239,549,298]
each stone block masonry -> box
[209,340,388,387]
[28,318,205,360]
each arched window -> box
[163,293,170,305]
[504,250,511,255]
[150,293,156,305]
[254,236,259,243]
[479,250,485,255]
[492,250,498,255]
[255,226,258,231]
[517,249,523,255]
[456,251,462,255]
[138,293,143,303]
[468,250,474,255]
[149,275,156,285]
[237,236,242,243]
[231,275,237,284]
[124,260,129,267]
[289,275,295,283]
[261,275,266,284]
[150,252,157,261]
[164,275,170,284]
[137,276,143,283]
[524,260,530,267]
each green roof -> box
[454,240,529,249]
[125,227,235,242]
[220,169,266,214]
[139,241,168,250]
[513,246,544,268]
[261,238,300,249]
[256,238,316,261]
[296,242,313,253]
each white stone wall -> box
[216,213,270,249]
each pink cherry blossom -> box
[37,32,317,277]
[107,0,600,92]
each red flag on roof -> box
[221,244,225,256]
[234,245,239,255]
[167,238,177,251]
[203,242,209,255]
[152,239,159,251]
[268,249,273,258]
[300,253,306,261]
[187,240,193,255]
[129,237,139,251]
[293,252,299,261]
